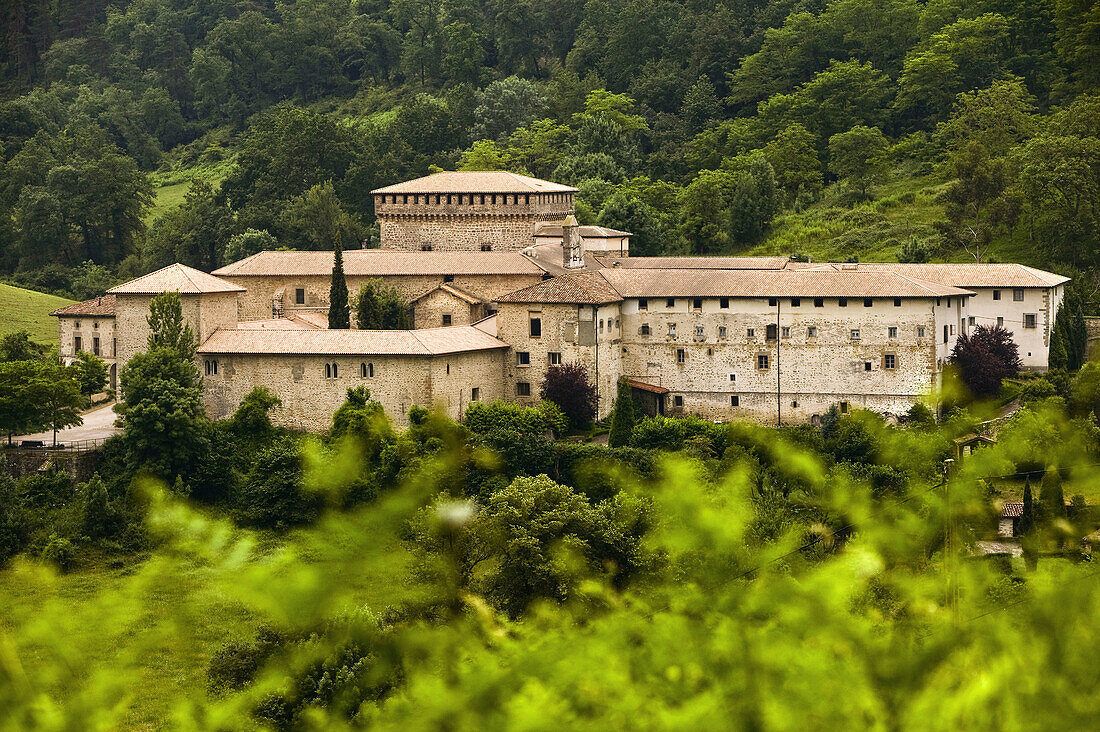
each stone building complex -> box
[53,171,1070,431]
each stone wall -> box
[225,273,544,322]
[58,315,117,388]
[115,291,239,368]
[201,349,506,430]
[378,216,542,252]
[412,288,482,328]
[1,448,100,483]
[962,285,1062,370]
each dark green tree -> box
[329,238,350,329]
[146,291,196,361]
[355,280,411,330]
[70,351,108,398]
[608,379,637,448]
[1040,467,1066,521]
[828,125,889,199]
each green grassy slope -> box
[0,282,74,346]
[749,167,1059,272]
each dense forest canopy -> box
[1,0,1098,299]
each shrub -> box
[40,534,76,572]
[229,386,282,439]
[0,473,28,564]
[540,364,598,429]
[630,415,687,451]
[464,400,564,436]
[236,439,322,529]
[207,625,285,692]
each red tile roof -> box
[51,294,116,317]
[108,263,244,295]
[373,171,576,194]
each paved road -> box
[13,403,120,446]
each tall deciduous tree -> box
[828,125,889,199]
[540,363,598,430]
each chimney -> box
[562,215,584,269]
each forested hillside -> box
[2,1,1098,302]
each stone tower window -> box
[481,243,492,251]
[421,244,433,251]
[295,288,305,305]
[516,382,531,396]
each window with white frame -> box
[730,395,739,406]
[517,351,530,365]
[549,352,562,365]
[1024,313,1037,328]
[1013,288,1025,301]
[888,326,898,338]
[884,354,896,369]
[808,326,818,338]
[718,326,727,338]
[676,348,686,363]
[757,354,769,369]
[850,328,860,340]
[668,323,677,337]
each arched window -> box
[361,362,367,378]
[325,363,331,378]
[332,363,338,378]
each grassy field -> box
[0,282,74,346]
[0,513,416,729]
[145,180,193,224]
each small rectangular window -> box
[442,314,452,326]
[791,298,800,307]
[720,297,729,309]
[729,373,737,382]
[950,324,955,335]
[93,337,100,355]
[74,336,81,352]
[850,329,860,340]
[443,274,455,282]
[421,244,433,251]
[757,354,769,370]
[674,395,684,407]
[471,387,480,401]
[768,298,778,307]
[917,326,926,338]
[884,354,896,369]
[747,328,755,338]
[993,290,1001,301]
[549,352,562,365]
[1024,313,1037,328]
[692,298,702,310]
[839,401,849,414]
[997,317,1003,327]
[676,348,686,363]
[1013,289,1025,302]
[814,297,823,307]
[893,298,902,307]
[516,382,531,396]
[781,326,790,338]
[718,326,728,338]
[666,298,675,308]
[638,298,648,310]
[838,298,847,307]
[694,325,704,338]
[808,326,818,338]
[530,317,542,337]
[968,316,975,326]
[864,361,872,371]
[668,323,677,337]
[641,323,651,335]
[295,288,305,305]
[864,298,873,307]
[731,395,740,407]
[766,323,778,340]
[480,243,492,251]
[888,326,898,338]
[517,351,530,365]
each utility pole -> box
[776,298,782,427]
[942,458,959,625]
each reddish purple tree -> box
[950,325,1022,398]
[540,363,598,429]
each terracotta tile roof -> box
[534,224,632,238]
[520,243,603,276]
[1002,502,1024,518]
[799,262,1070,288]
[594,256,790,270]
[108,263,245,295]
[496,272,624,305]
[372,171,577,194]
[625,378,669,394]
[212,250,546,277]
[50,294,116,317]
[236,317,321,330]
[287,310,331,329]
[599,268,971,299]
[472,314,498,337]
[198,325,507,356]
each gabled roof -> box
[496,271,624,305]
[212,250,546,277]
[108,263,244,295]
[534,224,632,238]
[372,171,577,195]
[594,256,790,270]
[599,269,971,299]
[197,325,508,356]
[235,317,322,331]
[410,283,483,305]
[51,294,116,317]
[800,262,1070,288]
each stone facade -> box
[201,349,506,430]
[374,191,574,252]
[224,273,544,322]
[962,285,1064,370]
[114,291,239,367]
[497,293,969,424]
[58,315,117,388]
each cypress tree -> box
[329,236,350,329]
[1018,478,1035,536]
[608,379,637,448]
[1040,467,1066,520]
[1049,313,1070,371]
